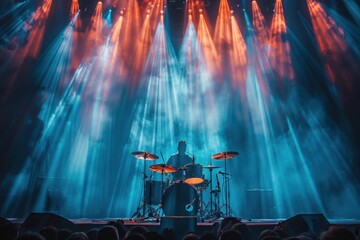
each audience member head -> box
[231,223,252,240]
[0,222,18,240]
[275,229,290,239]
[86,228,98,240]
[108,220,128,238]
[58,229,72,240]
[125,226,149,239]
[67,232,89,240]
[354,225,360,240]
[260,237,282,240]
[218,217,242,237]
[125,233,147,240]
[97,225,119,240]
[17,232,46,240]
[143,231,163,240]
[320,226,356,240]
[219,229,243,240]
[182,233,199,240]
[161,228,177,240]
[199,232,217,240]
[40,226,59,240]
[297,232,319,240]
[259,229,280,240]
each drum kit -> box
[130,150,239,222]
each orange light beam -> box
[268,0,294,80]
[70,0,79,19]
[306,0,347,83]
[252,0,269,45]
[85,1,103,56]
[229,14,247,88]
[1,0,53,102]
[213,0,232,82]
[197,11,219,77]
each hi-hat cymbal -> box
[177,167,189,171]
[203,165,220,169]
[132,151,159,160]
[211,151,239,160]
[150,164,177,173]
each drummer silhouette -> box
[167,140,193,182]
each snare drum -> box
[184,163,204,185]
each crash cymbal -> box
[132,151,159,160]
[203,165,220,169]
[149,164,177,173]
[211,151,239,160]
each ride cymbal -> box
[132,151,159,160]
[211,151,239,160]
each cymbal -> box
[177,167,189,171]
[132,151,159,160]
[203,165,220,169]
[150,164,177,173]
[211,151,239,160]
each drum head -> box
[161,182,199,216]
[184,163,204,185]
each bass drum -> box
[161,182,199,216]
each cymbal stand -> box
[225,158,229,216]
[131,155,149,221]
[220,159,234,216]
[204,166,224,221]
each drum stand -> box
[204,166,224,221]
[219,160,235,217]
[130,157,148,220]
[130,155,159,221]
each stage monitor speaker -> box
[160,216,197,237]
[284,214,329,236]
[20,213,77,234]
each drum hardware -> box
[212,151,239,217]
[130,151,159,221]
[198,162,220,221]
[204,171,223,221]
[195,179,211,222]
[185,197,197,212]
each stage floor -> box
[9,217,360,238]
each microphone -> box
[219,171,231,176]
[192,155,195,165]
[216,173,220,190]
